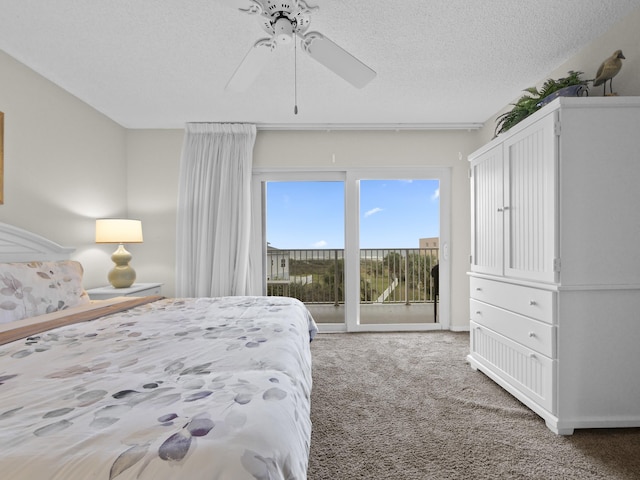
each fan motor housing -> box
[257,0,312,40]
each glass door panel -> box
[265,180,345,325]
[358,179,440,326]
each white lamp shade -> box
[95,219,143,244]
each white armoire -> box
[467,96,640,435]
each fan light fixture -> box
[273,17,294,43]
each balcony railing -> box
[267,248,439,305]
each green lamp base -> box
[108,244,136,288]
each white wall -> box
[0,50,128,289]
[125,129,183,296]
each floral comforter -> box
[0,296,317,480]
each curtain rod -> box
[255,123,483,131]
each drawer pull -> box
[528,331,536,338]
[529,353,537,359]
[475,311,482,315]
[529,300,537,306]
[476,287,482,291]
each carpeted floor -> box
[307,332,640,480]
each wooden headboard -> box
[0,222,74,262]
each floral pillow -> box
[0,261,90,324]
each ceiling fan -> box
[219,0,377,92]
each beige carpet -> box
[307,332,640,480]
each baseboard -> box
[450,325,470,332]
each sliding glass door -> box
[253,167,450,332]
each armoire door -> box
[470,144,504,276]
[503,113,558,283]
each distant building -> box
[267,245,290,281]
[419,237,440,250]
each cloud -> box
[364,207,383,218]
[311,240,328,248]
[431,188,440,201]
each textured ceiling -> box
[1,0,639,129]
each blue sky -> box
[266,179,440,249]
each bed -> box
[0,222,317,480]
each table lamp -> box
[95,218,143,288]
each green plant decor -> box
[495,71,589,137]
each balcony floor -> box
[306,303,438,325]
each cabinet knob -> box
[476,287,482,291]
[475,311,482,315]
[528,331,536,338]
[497,207,504,212]
[529,300,537,306]
[529,353,537,360]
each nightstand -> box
[86,283,163,300]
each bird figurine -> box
[593,49,625,95]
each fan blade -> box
[301,32,376,88]
[225,40,274,92]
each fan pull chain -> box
[294,36,299,115]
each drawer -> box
[470,299,555,357]
[470,320,555,413]
[470,277,555,324]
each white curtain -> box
[176,123,257,297]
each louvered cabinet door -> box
[470,144,504,276]
[503,113,558,283]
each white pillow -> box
[0,260,90,324]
